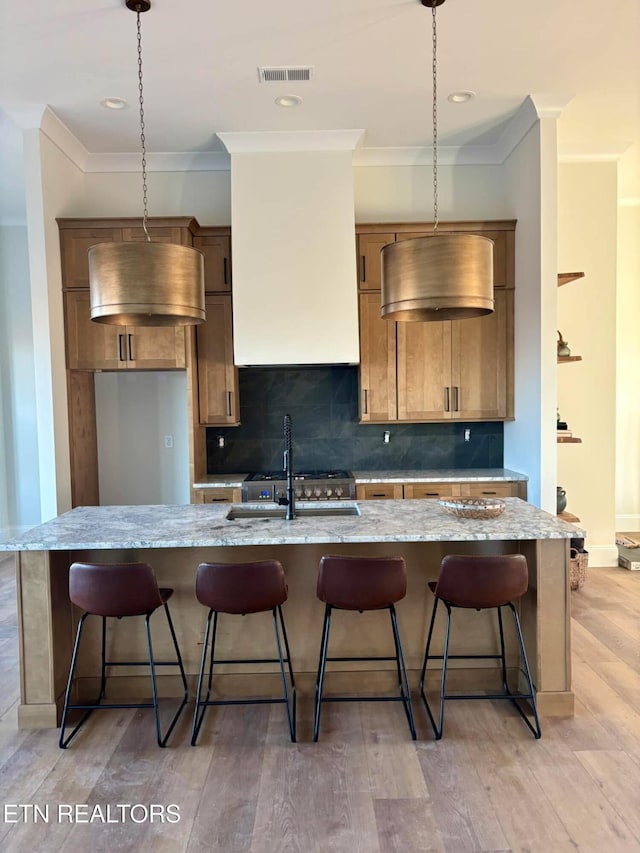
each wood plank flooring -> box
[0,554,639,852]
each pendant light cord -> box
[431,2,438,232]
[135,10,151,242]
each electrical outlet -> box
[464,429,471,442]
[164,434,174,449]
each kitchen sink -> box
[226,504,361,520]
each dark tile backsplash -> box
[206,366,503,474]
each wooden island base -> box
[15,535,574,730]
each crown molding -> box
[84,151,231,172]
[218,129,365,154]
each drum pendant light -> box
[381,0,494,322]
[89,0,205,326]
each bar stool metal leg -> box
[506,603,542,739]
[274,604,297,742]
[191,605,297,746]
[389,604,416,740]
[313,604,332,742]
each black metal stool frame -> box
[419,596,542,740]
[59,602,189,749]
[313,603,416,742]
[191,603,296,745]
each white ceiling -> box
[1,0,639,219]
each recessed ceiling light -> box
[448,91,475,104]
[275,94,302,108]
[100,97,128,110]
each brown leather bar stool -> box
[59,561,188,749]
[191,560,296,745]
[419,553,541,740]
[314,554,416,742]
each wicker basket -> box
[569,547,588,591]
[438,497,505,519]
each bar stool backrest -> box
[195,560,287,614]
[69,561,164,617]
[317,554,407,610]
[434,554,528,609]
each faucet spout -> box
[282,413,296,520]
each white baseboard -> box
[585,544,619,568]
[615,514,640,531]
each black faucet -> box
[277,413,296,520]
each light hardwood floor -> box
[0,553,639,852]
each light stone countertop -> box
[193,468,528,490]
[192,474,248,489]
[353,468,528,484]
[1,498,583,552]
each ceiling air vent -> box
[258,66,315,83]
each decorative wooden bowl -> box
[438,497,506,519]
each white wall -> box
[94,372,190,506]
[0,226,40,534]
[502,121,559,512]
[354,163,507,221]
[558,162,618,564]
[23,126,85,521]
[83,170,231,224]
[616,203,640,530]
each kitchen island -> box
[3,498,583,728]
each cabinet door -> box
[463,481,517,498]
[125,327,186,369]
[64,291,123,370]
[403,482,458,499]
[60,228,122,288]
[358,292,397,421]
[358,234,395,290]
[196,294,239,425]
[193,234,231,292]
[396,320,452,420]
[356,483,403,500]
[450,289,510,420]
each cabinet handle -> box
[361,255,366,282]
[223,257,228,285]
[227,391,233,417]
[127,333,134,362]
[482,490,497,495]
[118,334,125,362]
[363,388,369,414]
[444,387,450,411]
[424,492,439,497]
[372,492,387,498]
[453,386,459,412]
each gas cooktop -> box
[246,470,352,482]
[242,470,355,502]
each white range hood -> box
[217,130,363,366]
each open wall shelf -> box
[558,272,585,287]
[558,355,582,363]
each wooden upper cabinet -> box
[60,228,122,288]
[358,292,397,421]
[193,233,231,292]
[450,289,512,420]
[65,291,122,370]
[356,221,515,423]
[397,320,451,420]
[362,222,514,290]
[357,234,395,290]
[196,294,239,425]
[64,291,185,371]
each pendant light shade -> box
[89,242,205,326]
[89,0,205,327]
[381,234,494,321]
[381,0,494,322]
